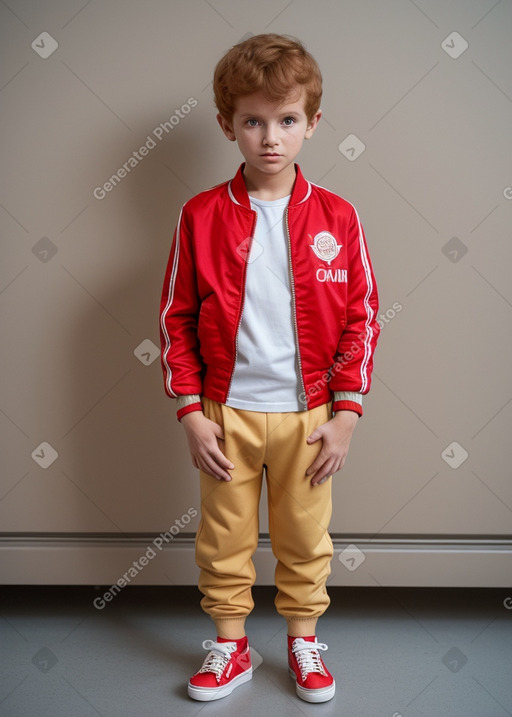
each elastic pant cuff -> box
[213,616,247,639]
[285,616,319,637]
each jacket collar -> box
[228,163,311,209]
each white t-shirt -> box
[226,195,302,412]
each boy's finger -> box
[305,460,319,476]
[311,465,330,485]
[306,429,322,443]
[210,422,225,440]
[207,446,234,472]
[213,449,235,471]
[202,455,232,481]
[305,449,326,476]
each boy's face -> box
[217,89,321,184]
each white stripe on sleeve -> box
[160,207,184,397]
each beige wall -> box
[1,0,511,584]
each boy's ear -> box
[305,109,322,140]
[217,113,236,141]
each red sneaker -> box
[188,637,252,701]
[288,636,335,703]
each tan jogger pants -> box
[195,398,333,623]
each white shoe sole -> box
[188,667,253,701]
[289,667,336,703]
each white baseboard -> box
[1,535,511,587]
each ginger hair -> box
[213,33,322,122]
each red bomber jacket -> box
[160,163,380,419]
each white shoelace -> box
[198,640,237,683]
[292,638,328,681]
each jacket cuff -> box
[176,394,202,422]
[332,391,363,417]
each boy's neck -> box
[242,163,296,201]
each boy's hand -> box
[305,410,359,486]
[181,411,235,481]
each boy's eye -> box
[246,119,259,127]
[282,117,295,126]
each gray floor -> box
[1,585,511,717]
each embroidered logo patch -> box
[309,231,342,265]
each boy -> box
[159,33,379,703]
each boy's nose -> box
[263,126,279,146]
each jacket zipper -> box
[226,213,257,399]
[285,208,307,410]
